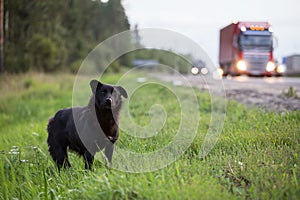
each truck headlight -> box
[276,64,286,73]
[236,60,247,71]
[266,61,276,72]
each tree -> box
[3,0,131,73]
[0,0,3,72]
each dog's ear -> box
[115,86,128,98]
[90,80,102,93]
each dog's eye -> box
[100,90,106,94]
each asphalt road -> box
[155,74,300,95]
[220,76,300,95]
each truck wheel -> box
[221,64,228,76]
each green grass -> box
[0,72,299,200]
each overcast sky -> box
[122,0,300,64]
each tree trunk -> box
[0,0,3,72]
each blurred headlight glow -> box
[268,27,273,32]
[236,60,247,71]
[200,67,209,75]
[217,68,224,76]
[266,61,276,72]
[240,26,246,32]
[213,68,223,80]
[191,67,199,75]
[276,64,286,73]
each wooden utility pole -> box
[0,0,3,72]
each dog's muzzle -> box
[105,98,112,106]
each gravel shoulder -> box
[152,74,300,113]
[225,88,300,112]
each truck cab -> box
[219,22,276,76]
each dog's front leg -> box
[83,151,94,170]
[104,142,114,164]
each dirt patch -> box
[226,89,300,113]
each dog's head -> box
[90,80,128,110]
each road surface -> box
[153,74,300,112]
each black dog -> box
[47,80,127,170]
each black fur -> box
[47,80,127,170]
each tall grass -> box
[0,73,299,199]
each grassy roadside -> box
[0,72,299,199]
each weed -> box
[23,78,33,89]
[283,86,299,98]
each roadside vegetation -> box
[0,72,299,199]
[4,0,130,73]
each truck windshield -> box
[239,35,272,49]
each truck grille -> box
[243,53,269,71]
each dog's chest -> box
[99,118,117,136]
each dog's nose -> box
[105,98,112,105]
[107,136,116,144]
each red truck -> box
[219,21,276,76]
